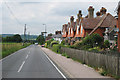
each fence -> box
[61,47,120,76]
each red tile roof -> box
[82,17,102,29]
[89,13,117,35]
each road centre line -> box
[18,61,25,72]
[26,55,28,59]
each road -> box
[1,45,65,79]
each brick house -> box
[62,6,117,45]
[62,24,68,38]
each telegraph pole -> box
[23,24,26,45]
[43,24,47,41]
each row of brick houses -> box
[62,6,117,45]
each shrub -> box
[104,40,110,48]
[73,41,82,49]
[61,40,65,45]
[45,43,47,48]
[46,39,54,47]
[88,47,101,52]
[80,45,92,50]
[50,40,59,47]
[52,44,61,53]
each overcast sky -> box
[1,0,119,35]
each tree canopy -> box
[2,34,22,42]
[36,35,45,45]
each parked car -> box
[41,44,45,47]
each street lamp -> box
[43,24,47,40]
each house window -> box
[77,25,79,34]
[81,24,83,34]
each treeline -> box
[2,34,22,42]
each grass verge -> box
[1,43,31,59]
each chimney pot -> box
[88,6,94,18]
[70,16,74,23]
[96,11,101,16]
[100,7,107,15]
[77,10,82,21]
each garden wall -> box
[61,47,120,76]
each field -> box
[0,43,31,59]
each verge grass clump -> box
[2,43,31,58]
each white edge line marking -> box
[41,49,67,80]
[26,55,28,59]
[18,61,25,72]
[0,48,26,62]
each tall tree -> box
[36,35,45,45]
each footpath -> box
[41,47,113,79]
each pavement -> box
[41,47,113,78]
[1,45,64,78]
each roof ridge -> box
[89,13,108,35]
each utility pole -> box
[23,24,26,45]
[43,24,47,41]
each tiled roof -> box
[89,13,117,35]
[52,34,62,38]
[100,13,116,28]
[82,17,102,29]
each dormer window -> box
[77,25,79,34]
[81,24,83,34]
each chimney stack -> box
[100,7,107,15]
[88,6,94,18]
[70,16,74,23]
[96,11,101,16]
[77,10,82,21]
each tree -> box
[90,33,103,47]
[12,34,22,42]
[2,34,22,42]
[104,40,110,48]
[36,35,45,45]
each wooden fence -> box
[61,47,120,76]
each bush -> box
[73,41,82,49]
[50,40,59,47]
[46,39,54,47]
[88,47,101,52]
[45,43,47,48]
[80,45,92,50]
[104,40,110,48]
[52,44,61,53]
[61,40,65,45]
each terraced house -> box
[62,6,117,45]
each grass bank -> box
[1,43,31,59]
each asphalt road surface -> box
[1,45,65,79]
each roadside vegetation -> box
[1,43,31,59]
[1,34,31,59]
[36,35,45,45]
